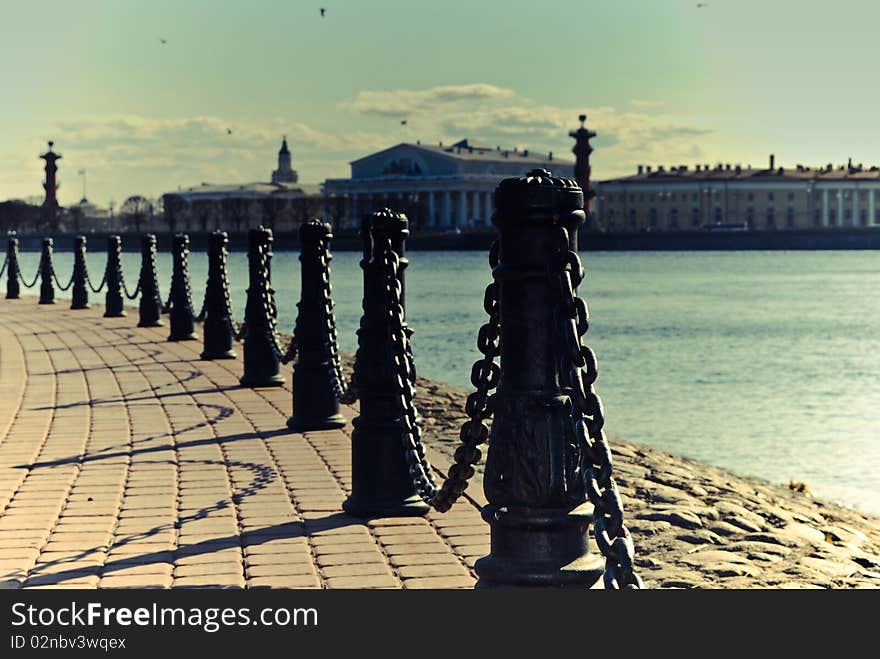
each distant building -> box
[323,138,574,229]
[271,136,299,184]
[597,155,880,232]
[162,137,333,234]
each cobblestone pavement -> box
[0,301,480,589]
[2,300,879,589]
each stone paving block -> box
[315,552,387,568]
[324,575,400,589]
[403,576,475,589]
[320,563,393,579]
[397,563,471,579]
[247,575,322,589]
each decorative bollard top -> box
[494,169,584,220]
[300,219,332,241]
[366,207,409,234]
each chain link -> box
[314,236,348,401]
[378,238,500,512]
[552,225,642,590]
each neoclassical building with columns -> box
[322,139,572,230]
[596,155,880,232]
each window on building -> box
[844,208,852,222]
[714,207,722,223]
[829,210,837,226]
[649,208,658,229]
[875,208,880,224]
[860,209,868,226]
[747,192,754,202]
[766,207,776,227]
[629,194,635,203]
[786,207,795,228]
[787,192,795,201]
[628,209,637,228]
[768,192,775,202]
[746,207,755,225]
[670,193,677,202]
[669,208,679,229]
[691,193,698,202]
[814,210,821,226]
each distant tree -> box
[120,195,153,234]
[163,194,186,234]
[0,200,40,234]
[221,197,248,234]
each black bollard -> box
[200,231,237,360]
[6,237,20,300]
[167,234,198,341]
[70,235,89,309]
[38,238,55,305]
[137,234,163,327]
[104,235,125,317]
[287,220,346,431]
[239,227,285,387]
[473,169,609,588]
[342,208,429,518]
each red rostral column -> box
[40,141,62,220]
[569,114,596,225]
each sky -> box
[2,0,880,207]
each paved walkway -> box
[0,299,485,589]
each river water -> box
[16,248,880,516]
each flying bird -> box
[400,120,407,126]
[159,38,167,44]
[227,128,233,135]
[696,2,708,7]
[320,8,325,17]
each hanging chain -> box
[82,252,105,293]
[379,238,500,512]
[122,269,141,300]
[252,241,295,363]
[552,225,642,590]
[315,236,348,401]
[19,255,41,289]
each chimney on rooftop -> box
[696,164,701,172]
[726,164,731,171]
[523,149,528,157]
[548,151,553,160]
[646,165,652,173]
[769,154,775,170]
[638,165,644,174]
[680,165,688,172]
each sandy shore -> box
[393,360,880,589]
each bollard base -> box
[104,311,126,318]
[342,492,429,519]
[168,332,199,342]
[287,413,347,432]
[70,303,89,310]
[239,373,286,388]
[138,319,164,328]
[474,504,604,588]
[39,300,55,305]
[201,348,237,360]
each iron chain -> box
[381,238,500,513]
[552,225,643,590]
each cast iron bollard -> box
[137,234,163,327]
[6,237,21,299]
[473,169,636,588]
[38,238,55,305]
[342,208,429,518]
[200,231,237,360]
[70,236,89,309]
[287,220,346,431]
[104,235,125,317]
[167,234,198,341]
[239,226,285,387]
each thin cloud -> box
[346,83,516,118]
